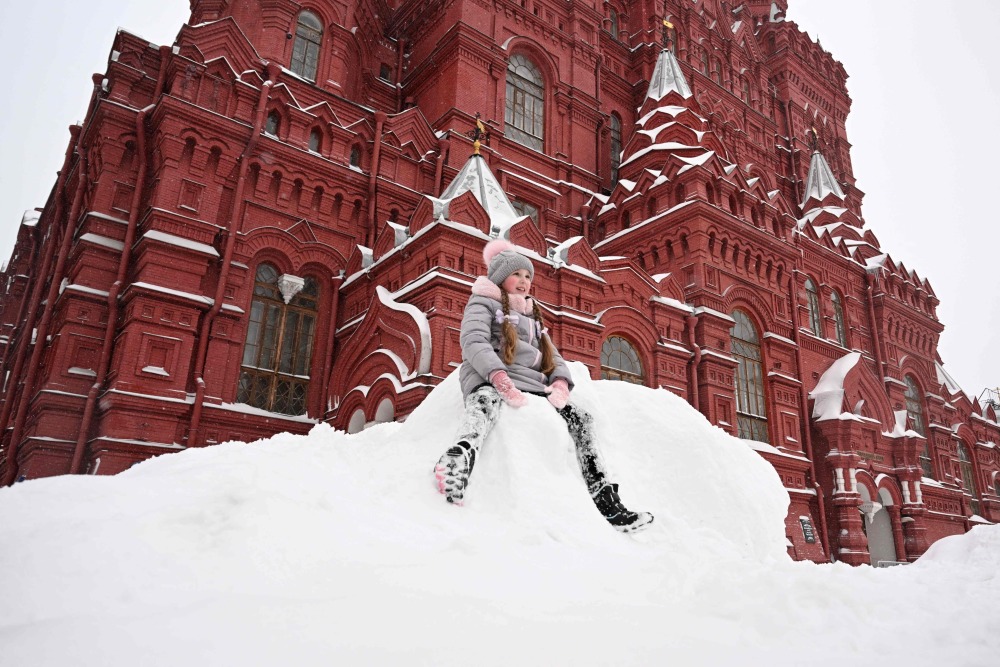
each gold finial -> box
[808,126,819,152]
[661,1,675,50]
[469,112,489,156]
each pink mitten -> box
[545,378,570,409]
[490,370,528,408]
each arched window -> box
[505,54,544,151]
[609,9,619,38]
[308,128,322,153]
[831,291,847,347]
[237,263,319,415]
[904,375,926,437]
[610,113,622,185]
[699,47,709,75]
[290,11,323,81]
[741,77,751,103]
[349,145,362,168]
[904,375,932,478]
[805,278,822,336]
[600,336,644,384]
[731,309,769,443]
[265,111,281,137]
[957,442,979,515]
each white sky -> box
[0,1,997,399]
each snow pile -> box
[1,366,997,666]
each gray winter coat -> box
[459,276,574,398]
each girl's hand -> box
[544,378,570,409]
[489,370,528,408]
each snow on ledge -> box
[375,286,431,375]
[810,351,861,421]
[143,230,220,257]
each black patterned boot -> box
[433,441,476,505]
[592,483,654,533]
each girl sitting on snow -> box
[433,239,654,533]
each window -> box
[379,64,392,82]
[731,309,769,443]
[601,336,644,384]
[308,128,322,153]
[957,443,979,515]
[609,9,619,38]
[505,54,544,151]
[237,263,319,415]
[511,200,540,227]
[805,278,822,336]
[349,145,361,167]
[265,111,280,136]
[290,11,322,81]
[831,291,847,346]
[741,78,751,104]
[904,374,932,478]
[699,47,709,75]
[904,375,926,437]
[610,113,622,185]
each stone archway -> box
[859,485,898,566]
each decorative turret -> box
[431,149,524,236]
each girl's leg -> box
[557,402,654,533]
[434,385,502,504]
[556,403,610,497]
[454,385,503,455]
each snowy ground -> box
[1,365,997,666]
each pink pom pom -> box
[483,238,516,265]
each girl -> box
[433,239,654,533]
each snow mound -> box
[1,365,997,666]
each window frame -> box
[805,278,823,337]
[264,110,281,137]
[290,10,323,82]
[505,54,546,152]
[957,442,980,515]
[904,374,933,479]
[600,335,645,385]
[237,263,320,416]
[831,290,847,347]
[730,309,769,443]
[610,113,622,185]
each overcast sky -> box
[0,1,997,400]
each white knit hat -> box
[484,239,534,285]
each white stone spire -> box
[434,154,521,233]
[801,150,845,207]
[646,48,692,102]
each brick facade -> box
[2,0,998,565]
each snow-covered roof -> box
[935,361,964,397]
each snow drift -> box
[1,365,997,666]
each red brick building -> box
[2,0,998,565]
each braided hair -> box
[499,291,556,375]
